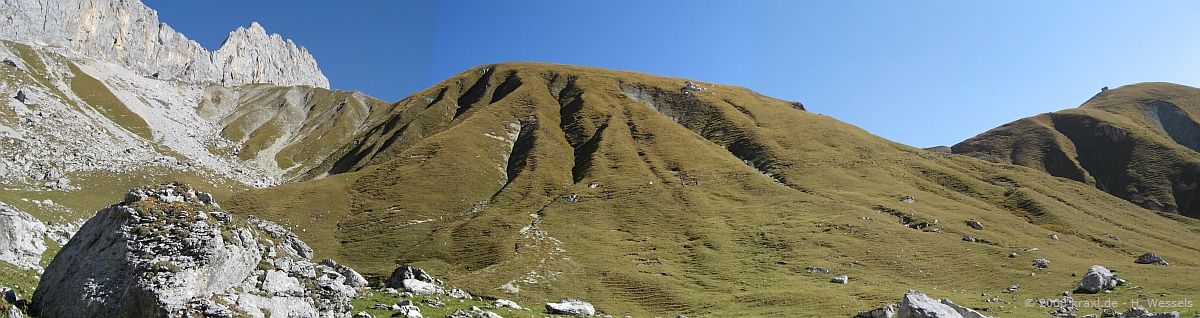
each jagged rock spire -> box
[0,0,329,88]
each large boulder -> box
[545,299,596,316]
[857,290,990,318]
[1077,265,1126,294]
[0,203,47,270]
[30,183,359,318]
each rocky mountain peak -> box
[0,0,330,88]
[214,21,329,88]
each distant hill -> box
[955,82,1200,218]
[226,64,1200,317]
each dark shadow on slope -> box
[553,75,610,183]
[1145,100,1200,153]
[454,67,495,119]
[490,71,523,104]
[505,117,539,185]
[1049,115,1137,199]
[619,83,791,186]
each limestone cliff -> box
[0,0,329,88]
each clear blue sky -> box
[144,0,1200,148]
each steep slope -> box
[0,0,328,87]
[229,64,1200,317]
[197,84,393,181]
[955,82,1200,218]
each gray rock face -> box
[212,22,328,88]
[856,290,990,318]
[1077,265,1126,294]
[545,299,596,316]
[0,0,329,88]
[320,258,369,288]
[387,264,440,287]
[1134,252,1169,266]
[31,183,358,318]
[0,203,48,270]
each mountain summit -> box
[0,0,329,88]
[955,82,1200,218]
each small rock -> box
[1008,252,1018,258]
[13,90,29,104]
[476,311,504,318]
[318,259,369,287]
[422,297,445,308]
[445,309,472,318]
[448,288,472,299]
[396,305,422,318]
[546,299,596,316]
[9,306,26,318]
[806,267,830,274]
[354,312,372,318]
[1003,284,1019,293]
[831,275,849,284]
[494,299,523,310]
[900,195,916,204]
[1050,234,1059,240]
[1034,258,1051,268]
[1121,307,1180,318]
[962,235,977,243]
[965,220,984,230]
[1134,252,1169,266]
[196,192,216,205]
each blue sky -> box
[145,0,1200,148]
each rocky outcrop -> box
[0,0,329,88]
[0,203,47,270]
[856,290,990,318]
[1076,265,1126,294]
[31,183,358,318]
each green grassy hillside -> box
[955,82,1200,218]
[228,64,1200,317]
[198,84,395,181]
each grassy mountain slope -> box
[955,82,1200,218]
[198,84,394,181]
[228,64,1200,317]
